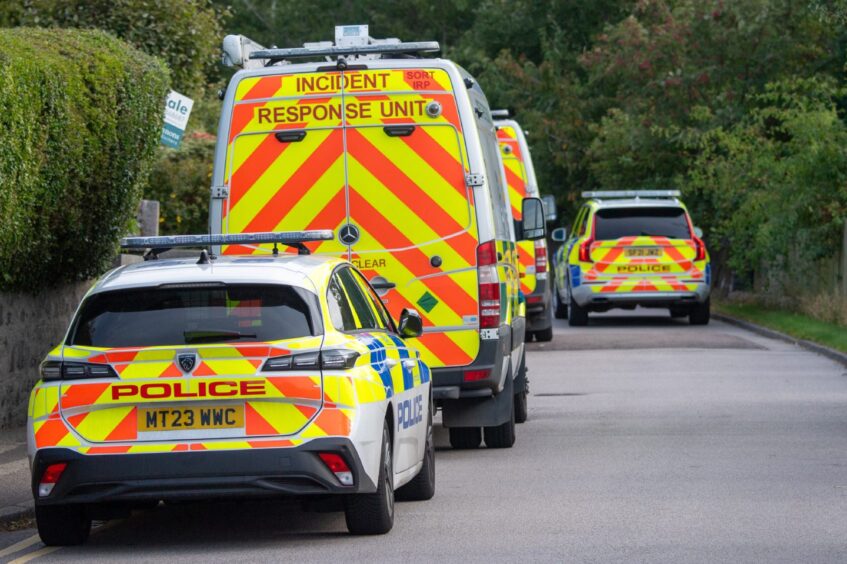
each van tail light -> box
[463,369,490,382]
[579,216,596,263]
[318,453,353,486]
[38,463,67,497]
[477,241,501,329]
[693,236,706,261]
[534,240,547,273]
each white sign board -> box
[161,90,194,148]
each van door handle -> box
[371,281,396,290]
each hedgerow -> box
[0,27,169,291]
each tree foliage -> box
[0,27,169,291]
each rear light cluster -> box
[40,361,117,381]
[477,241,501,329]
[318,452,354,486]
[579,216,596,263]
[38,463,67,497]
[534,240,548,277]
[693,236,707,261]
[463,369,490,382]
[262,349,359,372]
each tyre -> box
[484,399,515,449]
[449,427,482,449]
[568,296,589,327]
[514,390,528,424]
[344,421,394,534]
[670,307,688,319]
[533,325,553,342]
[554,289,568,319]
[396,403,435,501]
[36,504,92,546]
[689,298,711,325]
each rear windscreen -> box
[594,207,691,240]
[70,285,319,347]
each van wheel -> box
[344,421,394,534]
[514,390,528,424]
[533,325,553,342]
[36,504,91,546]
[554,290,568,319]
[689,299,711,325]
[484,400,515,448]
[449,427,481,449]
[568,296,589,326]
[396,404,435,501]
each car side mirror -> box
[693,226,703,238]
[520,197,546,240]
[541,194,557,223]
[551,227,567,242]
[398,308,423,338]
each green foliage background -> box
[0,27,169,291]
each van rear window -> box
[594,207,691,240]
[70,285,319,347]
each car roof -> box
[92,254,345,294]
[589,198,687,210]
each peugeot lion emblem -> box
[177,353,197,373]
[339,224,360,245]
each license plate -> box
[138,405,244,431]
[624,248,662,257]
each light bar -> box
[120,230,334,250]
[582,190,681,199]
[249,41,440,61]
[491,109,511,119]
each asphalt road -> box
[2,309,847,562]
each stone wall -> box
[0,281,92,429]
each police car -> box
[27,231,434,545]
[552,191,711,326]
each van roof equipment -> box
[223,25,439,69]
[582,190,681,200]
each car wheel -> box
[36,504,92,546]
[554,289,568,319]
[534,325,553,342]
[344,420,394,534]
[689,298,711,325]
[484,399,516,448]
[568,296,589,326]
[449,427,482,449]
[396,401,435,501]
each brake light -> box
[534,240,547,273]
[38,463,67,497]
[579,216,596,263]
[318,453,353,486]
[477,241,500,329]
[693,236,707,261]
[262,350,359,372]
[463,369,490,382]
[40,361,117,381]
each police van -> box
[493,112,554,342]
[210,26,546,448]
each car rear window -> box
[70,284,319,347]
[594,207,691,240]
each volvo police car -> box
[552,191,711,326]
[27,231,434,545]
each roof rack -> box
[223,25,439,69]
[121,230,334,260]
[582,190,681,200]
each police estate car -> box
[552,191,711,326]
[28,231,434,545]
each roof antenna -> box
[197,249,211,264]
[272,242,279,256]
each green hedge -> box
[0,27,169,292]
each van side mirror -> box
[693,226,703,238]
[551,227,567,242]
[541,194,557,222]
[398,308,423,338]
[520,197,545,241]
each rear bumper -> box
[32,438,375,506]
[572,285,710,309]
[430,328,509,401]
[525,278,551,331]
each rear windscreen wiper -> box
[184,330,258,344]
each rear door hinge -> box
[211,185,229,199]
[465,173,485,187]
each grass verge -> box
[715,302,847,354]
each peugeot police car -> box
[552,191,711,326]
[210,26,547,449]
[27,231,434,545]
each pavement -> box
[1,310,847,562]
